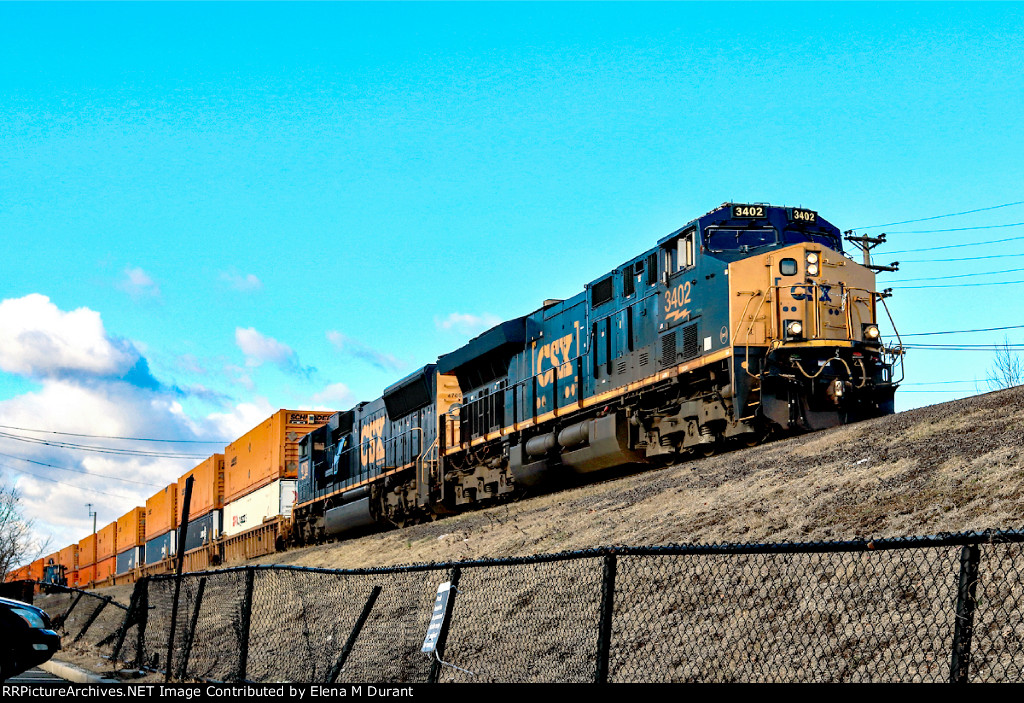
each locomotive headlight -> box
[806,252,819,264]
[806,263,819,276]
[863,324,881,341]
[785,320,804,340]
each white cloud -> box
[435,312,503,338]
[236,327,293,367]
[221,271,263,293]
[325,331,406,373]
[309,382,354,410]
[203,398,276,441]
[118,266,161,300]
[0,379,213,550]
[0,294,138,379]
[0,295,275,552]
[235,327,315,378]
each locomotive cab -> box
[717,205,902,431]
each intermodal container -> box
[78,564,95,586]
[79,534,97,568]
[117,507,146,549]
[146,483,178,538]
[144,531,176,565]
[181,511,221,553]
[116,547,144,574]
[178,454,225,519]
[28,559,44,582]
[58,544,78,572]
[95,556,116,582]
[224,410,331,503]
[223,479,297,537]
[96,521,118,561]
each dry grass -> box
[53,386,1024,682]
[251,386,1024,571]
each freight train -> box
[291,202,903,543]
[7,202,902,587]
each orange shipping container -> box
[97,521,118,561]
[178,454,225,519]
[79,533,97,568]
[95,556,116,582]
[59,544,79,571]
[117,507,146,548]
[78,564,95,586]
[146,483,178,538]
[225,410,332,503]
[28,559,44,581]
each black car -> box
[0,596,61,681]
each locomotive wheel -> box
[737,430,768,449]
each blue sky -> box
[2,2,1023,553]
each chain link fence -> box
[79,530,1024,683]
[31,584,131,651]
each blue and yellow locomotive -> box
[294,203,902,542]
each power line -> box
[0,463,137,499]
[0,424,228,444]
[894,251,1024,264]
[884,221,1024,234]
[854,200,1024,229]
[892,279,1024,289]
[902,344,1024,351]
[0,431,209,459]
[903,378,998,385]
[0,450,166,487]
[899,324,1024,337]
[880,234,1024,255]
[887,266,1024,283]
[897,389,988,394]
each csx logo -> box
[360,416,386,466]
[534,332,575,388]
[790,284,838,302]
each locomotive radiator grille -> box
[660,332,677,368]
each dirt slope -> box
[258,386,1024,572]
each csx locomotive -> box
[294,203,902,543]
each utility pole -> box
[844,231,900,274]
[87,503,97,534]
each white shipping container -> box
[222,479,297,537]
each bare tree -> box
[0,482,46,579]
[987,336,1024,391]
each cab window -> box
[665,227,696,276]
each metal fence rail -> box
[91,530,1024,683]
[32,584,130,650]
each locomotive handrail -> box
[876,293,906,385]
[736,283,901,388]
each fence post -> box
[53,591,85,630]
[950,544,981,683]
[327,585,382,683]
[165,475,194,682]
[176,577,207,680]
[135,577,151,668]
[237,567,256,682]
[73,596,110,643]
[595,552,617,684]
[427,567,461,684]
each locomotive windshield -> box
[705,227,775,252]
[781,227,843,251]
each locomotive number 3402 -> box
[732,204,765,218]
